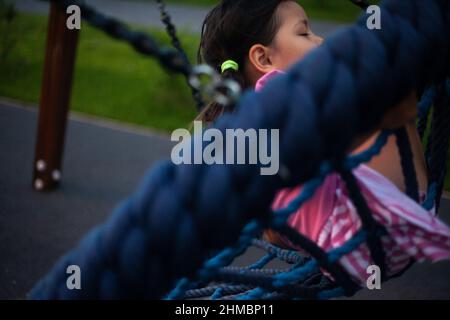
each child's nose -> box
[315,35,324,46]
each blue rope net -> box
[29,0,450,300]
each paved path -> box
[1,100,450,299]
[15,0,346,36]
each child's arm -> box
[379,91,418,130]
[349,90,428,194]
[349,91,418,152]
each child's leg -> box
[262,229,291,249]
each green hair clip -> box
[221,60,239,74]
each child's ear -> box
[248,44,274,74]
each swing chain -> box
[189,64,242,107]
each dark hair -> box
[196,0,288,123]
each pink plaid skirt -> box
[271,164,450,285]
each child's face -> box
[270,1,323,70]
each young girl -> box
[197,0,450,286]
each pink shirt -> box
[256,70,450,285]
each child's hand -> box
[263,229,290,249]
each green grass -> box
[0,12,449,192]
[0,13,199,132]
[127,0,366,23]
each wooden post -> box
[33,2,79,191]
